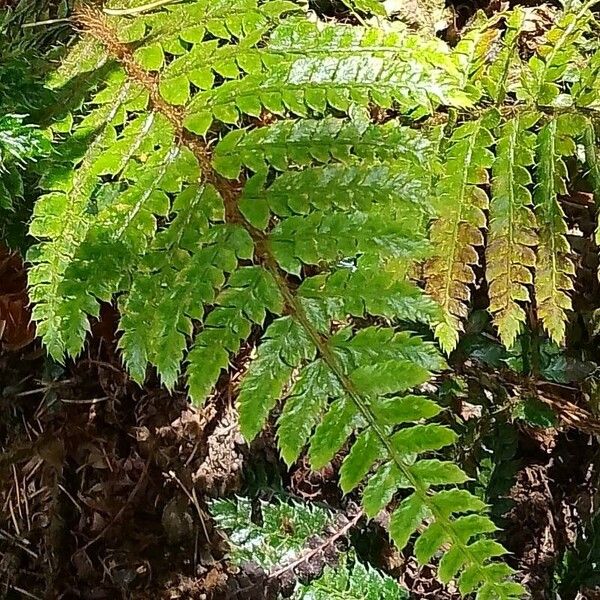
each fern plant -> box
[26,0,600,597]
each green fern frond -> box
[482,8,524,105]
[293,553,408,600]
[212,115,432,179]
[517,1,592,106]
[239,309,522,597]
[0,114,51,211]
[181,20,471,134]
[582,120,600,252]
[453,14,500,98]
[211,494,410,598]
[28,77,138,357]
[210,495,332,570]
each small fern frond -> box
[573,48,600,109]
[425,111,498,352]
[533,114,584,343]
[486,113,538,348]
[211,494,410,598]
[185,264,284,396]
[210,495,332,570]
[293,553,408,600]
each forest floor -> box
[2,0,600,598]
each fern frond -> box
[238,316,316,441]
[0,114,51,211]
[211,494,410,598]
[210,495,332,569]
[298,267,444,326]
[453,15,500,98]
[425,111,498,352]
[28,77,139,357]
[185,264,284,397]
[293,553,408,600]
[240,159,433,230]
[239,310,522,597]
[573,48,600,109]
[486,113,538,347]
[533,114,584,343]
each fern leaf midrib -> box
[78,7,501,589]
[501,120,518,314]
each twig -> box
[167,470,210,543]
[9,586,42,600]
[22,17,71,28]
[80,358,124,374]
[58,484,83,514]
[0,529,38,559]
[80,457,151,551]
[60,396,109,405]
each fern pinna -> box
[27,0,600,597]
